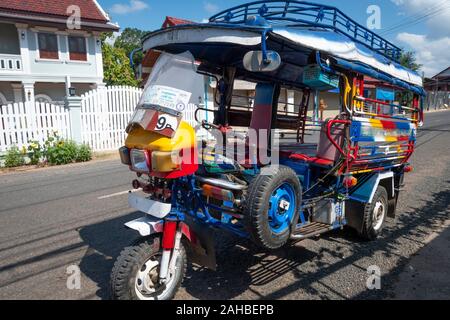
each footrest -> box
[291,222,333,239]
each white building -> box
[0,0,118,105]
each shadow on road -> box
[77,181,450,300]
[78,211,142,299]
[182,236,317,300]
[352,181,450,299]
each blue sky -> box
[97,0,450,77]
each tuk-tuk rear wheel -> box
[359,186,388,241]
[110,235,187,300]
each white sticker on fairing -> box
[155,114,179,132]
[144,85,191,111]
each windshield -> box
[127,51,204,137]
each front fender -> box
[124,216,217,271]
[125,216,164,237]
[124,216,194,239]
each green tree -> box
[399,51,422,72]
[115,28,148,66]
[102,42,138,86]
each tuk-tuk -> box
[111,0,425,300]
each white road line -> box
[98,188,142,200]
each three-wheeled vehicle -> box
[111,1,425,300]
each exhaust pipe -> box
[195,176,247,191]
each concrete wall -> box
[0,21,105,96]
[26,29,101,83]
[33,82,93,103]
[0,81,96,105]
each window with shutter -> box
[68,36,87,61]
[38,33,59,60]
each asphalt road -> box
[0,111,449,300]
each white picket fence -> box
[0,101,71,152]
[0,85,214,154]
[81,86,143,151]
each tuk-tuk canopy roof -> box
[142,1,424,95]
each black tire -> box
[110,235,187,300]
[359,186,388,241]
[244,166,302,250]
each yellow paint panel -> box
[125,121,196,152]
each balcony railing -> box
[0,54,22,72]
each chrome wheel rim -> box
[372,201,386,231]
[134,255,175,300]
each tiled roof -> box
[433,67,450,79]
[140,16,195,85]
[0,0,108,23]
[162,16,194,28]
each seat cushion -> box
[279,143,318,157]
[288,153,334,167]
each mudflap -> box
[345,201,364,234]
[181,215,217,271]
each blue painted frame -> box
[169,176,250,238]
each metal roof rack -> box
[209,0,402,62]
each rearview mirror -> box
[243,50,281,72]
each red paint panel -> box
[380,120,396,130]
[397,136,410,142]
[162,221,178,249]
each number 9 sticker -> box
[155,114,179,136]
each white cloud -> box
[396,32,450,77]
[390,0,450,38]
[204,2,219,14]
[390,1,450,77]
[110,0,149,15]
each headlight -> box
[119,146,131,165]
[130,149,150,173]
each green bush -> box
[27,141,43,165]
[45,139,93,166]
[3,131,93,168]
[4,146,25,168]
[46,140,78,165]
[76,144,92,163]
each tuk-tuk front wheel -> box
[244,166,301,250]
[110,235,187,300]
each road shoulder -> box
[393,219,450,299]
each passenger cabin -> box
[141,0,424,183]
